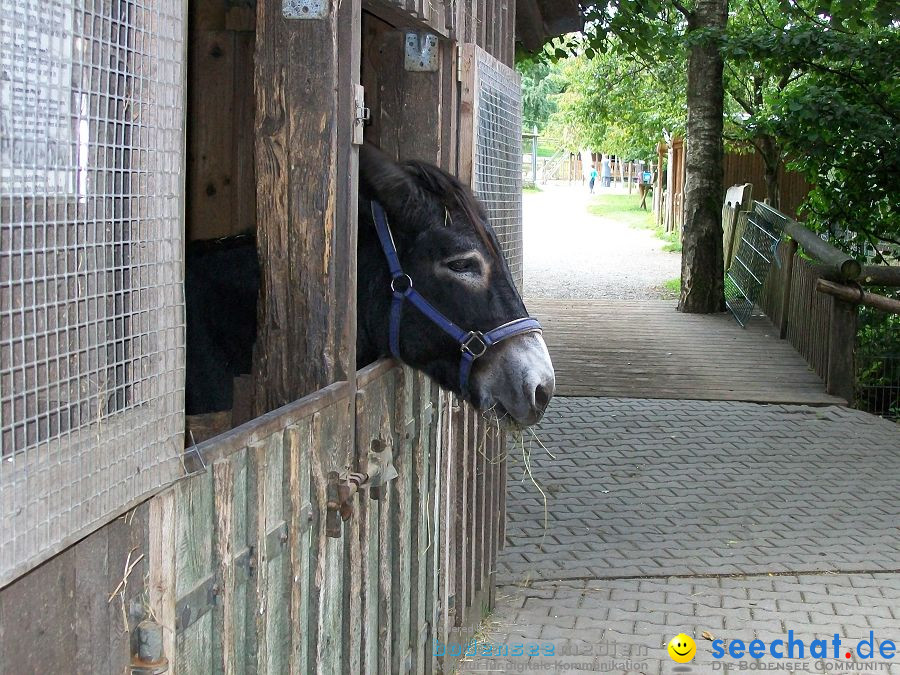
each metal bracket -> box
[175,576,218,633]
[353,84,368,146]
[404,32,439,72]
[325,471,344,538]
[181,440,208,477]
[282,0,328,19]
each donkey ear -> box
[359,144,424,224]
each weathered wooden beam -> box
[779,238,798,339]
[536,0,582,35]
[782,220,862,281]
[514,0,545,51]
[825,296,857,403]
[860,264,900,288]
[363,26,443,165]
[253,0,360,413]
[816,278,900,314]
[362,0,452,37]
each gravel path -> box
[522,183,681,300]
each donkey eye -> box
[447,258,479,274]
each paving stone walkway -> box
[458,398,900,674]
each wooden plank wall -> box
[150,363,474,673]
[0,360,496,673]
[723,151,812,220]
[186,0,256,240]
[656,143,812,235]
[148,381,356,674]
[758,252,836,382]
[362,13,446,166]
[1,2,520,673]
[0,504,151,674]
[453,0,516,65]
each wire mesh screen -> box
[0,0,185,585]
[856,300,900,421]
[725,202,785,327]
[471,47,523,290]
[857,353,900,421]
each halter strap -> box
[371,200,542,394]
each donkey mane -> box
[400,160,500,259]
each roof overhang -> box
[516,0,584,52]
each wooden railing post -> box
[826,297,857,403]
[779,238,798,339]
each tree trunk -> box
[678,0,728,313]
[758,134,781,210]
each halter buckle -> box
[461,331,488,358]
[390,274,413,294]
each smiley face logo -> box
[667,633,696,663]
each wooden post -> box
[253,0,361,413]
[826,297,857,403]
[252,8,360,673]
[655,145,665,227]
[779,238,798,339]
[665,146,675,232]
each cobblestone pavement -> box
[458,398,900,674]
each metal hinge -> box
[405,32,439,72]
[353,84,368,146]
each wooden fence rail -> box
[146,361,503,674]
[754,209,899,405]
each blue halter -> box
[370,200,542,395]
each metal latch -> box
[353,84,367,146]
[325,442,398,536]
[404,32,439,72]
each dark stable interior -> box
[184,6,410,429]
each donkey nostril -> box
[534,383,552,412]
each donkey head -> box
[358,145,554,428]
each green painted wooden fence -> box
[148,361,505,673]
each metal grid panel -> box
[0,0,185,585]
[472,48,523,290]
[725,203,784,327]
[857,353,900,421]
